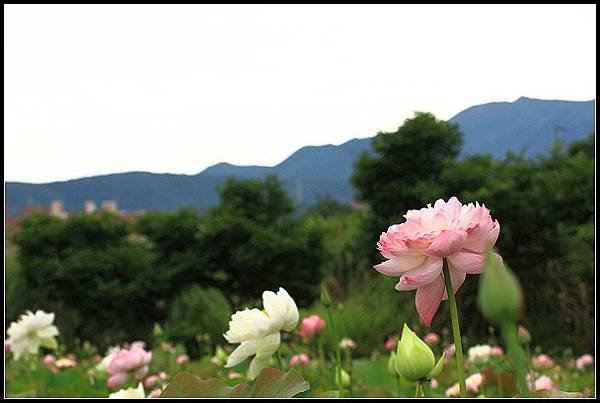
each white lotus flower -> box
[468,344,492,364]
[7,310,59,360]
[108,382,146,398]
[224,287,298,379]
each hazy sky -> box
[4,5,596,183]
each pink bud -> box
[297,315,326,342]
[43,354,57,367]
[532,354,554,369]
[490,346,504,356]
[228,371,242,379]
[148,388,163,398]
[443,343,456,357]
[144,374,160,389]
[576,354,594,371]
[4,339,11,353]
[424,332,441,346]
[534,375,555,391]
[384,338,397,351]
[289,353,311,368]
[176,354,190,364]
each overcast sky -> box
[4,4,596,183]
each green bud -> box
[478,249,524,325]
[395,324,443,382]
[336,369,350,387]
[321,287,332,308]
[387,351,398,376]
[153,322,164,338]
[517,325,532,344]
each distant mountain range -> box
[6,97,595,217]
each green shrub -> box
[164,285,232,358]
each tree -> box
[351,112,463,224]
[196,175,324,307]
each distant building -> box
[50,200,68,219]
[101,200,118,213]
[84,200,97,214]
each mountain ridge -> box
[6,97,595,217]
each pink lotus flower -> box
[424,332,441,346]
[297,315,326,342]
[176,354,190,364]
[148,388,163,398]
[374,197,501,326]
[228,371,242,379]
[106,343,152,388]
[576,354,594,371]
[289,353,311,368]
[532,354,554,369]
[144,374,160,389]
[490,346,504,356]
[445,383,461,397]
[43,354,57,367]
[466,373,483,393]
[384,338,397,351]
[443,343,456,358]
[339,338,357,350]
[532,375,555,391]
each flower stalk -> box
[442,259,467,397]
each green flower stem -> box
[414,381,421,398]
[325,305,343,397]
[275,350,283,371]
[501,322,531,397]
[442,259,467,398]
[396,376,402,397]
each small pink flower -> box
[106,342,152,388]
[339,338,357,350]
[43,354,57,367]
[444,343,456,358]
[576,354,594,371]
[374,197,501,326]
[289,353,311,368]
[384,338,397,351]
[466,373,483,394]
[445,383,461,397]
[176,354,190,364]
[148,388,163,398]
[297,315,326,342]
[144,374,160,389]
[228,371,242,379]
[532,354,554,369]
[158,371,168,381]
[430,379,439,389]
[424,332,441,346]
[533,375,555,391]
[5,339,12,353]
[490,346,504,356]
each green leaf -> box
[159,373,250,398]
[159,368,309,398]
[247,368,310,397]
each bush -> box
[164,285,232,358]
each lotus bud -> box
[387,351,398,375]
[395,324,445,382]
[320,287,331,308]
[336,368,350,387]
[478,249,524,325]
[517,326,531,344]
